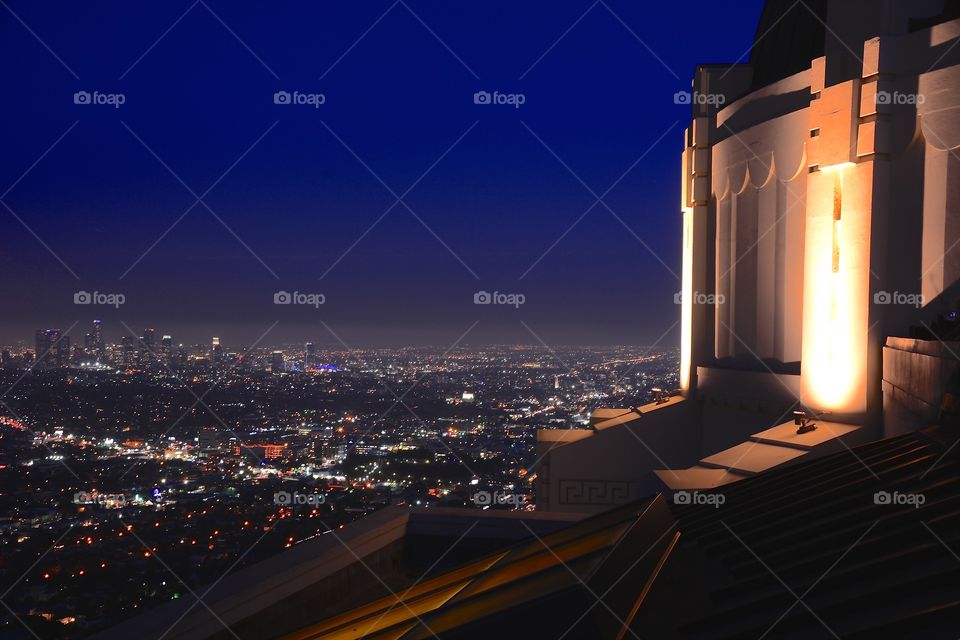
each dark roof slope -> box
[749,0,827,88]
[286,427,960,639]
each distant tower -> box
[34,329,68,369]
[161,335,173,364]
[304,342,315,370]
[92,319,104,360]
[211,337,223,364]
[35,329,52,368]
[271,350,284,373]
[120,335,135,367]
[136,328,155,367]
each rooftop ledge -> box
[537,395,687,443]
[656,418,863,490]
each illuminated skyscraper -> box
[212,337,222,364]
[83,320,105,362]
[92,319,104,360]
[34,329,69,368]
[304,342,315,370]
[160,335,173,364]
[120,335,135,367]
[271,350,284,373]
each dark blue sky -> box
[0,1,763,348]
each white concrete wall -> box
[536,399,699,514]
[712,85,810,364]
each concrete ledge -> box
[593,396,684,431]
[699,441,809,475]
[654,466,750,490]
[589,408,633,427]
[536,399,699,513]
[882,337,960,434]
[885,336,960,358]
[749,420,860,450]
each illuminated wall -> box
[680,206,693,390]
[800,164,870,415]
[677,17,960,425]
[679,118,707,393]
[681,61,872,419]
[800,74,870,417]
[711,90,809,364]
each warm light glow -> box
[819,161,855,173]
[801,165,867,414]
[680,207,693,390]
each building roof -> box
[280,497,678,640]
[749,0,826,89]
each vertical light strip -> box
[832,171,842,273]
[804,162,862,413]
[680,208,693,390]
[829,169,842,372]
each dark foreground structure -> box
[96,425,960,639]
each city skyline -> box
[5,318,681,373]
[3,318,691,351]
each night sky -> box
[0,1,763,348]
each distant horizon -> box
[0,328,681,352]
[0,318,682,351]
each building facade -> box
[537,0,960,513]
